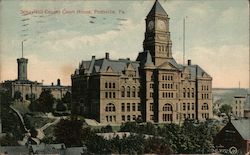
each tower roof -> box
[147,0,168,17]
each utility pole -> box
[183,18,185,65]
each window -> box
[163,114,172,122]
[121,103,125,112]
[192,113,194,118]
[113,92,116,98]
[127,86,130,97]
[105,82,108,88]
[150,103,153,111]
[150,115,154,121]
[183,103,186,110]
[138,103,141,111]
[202,103,209,110]
[132,87,136,97]
[163,103,172,111]
[105,92,108,98]
[191,103,194,110]
[150,92,153,98]
[187,103,190,110]
[113,83,115,88]
[121,86,125,97]
[127,115,131,121]
[109,83,111,88]
[109,92,112,98]
[105,103,116,112]
[132,103,136,111]
[127,103,130,112]
[122,115,125,121]
[133,115,136,120]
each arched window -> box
[105,103,116,112]
[121,86,125,97]
[163,103,173,122]
[202,103,209,110]
[163,103,173,111]
[127,86,130,97]
[132,86,136,97]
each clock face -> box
[157,20,166,30]
[148,20,154,31]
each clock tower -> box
[143,0,172,66]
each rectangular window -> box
[192,103,194,110]
[132,103,136,111]
[113,92,115,98]
[133,115,136,120]
[127,103,130,112]
[132,91,136,97]
[150,92,153,98]
[150,115,154,121]
[183,103,186,110]
[105,92,108,98]
[122,115,125,121]
[121,103,125,112]
[127,115,131,121]
[109,92,112,98]
[150,103,153,111]
[187,103,190,110]
[138,103,141,111]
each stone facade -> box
[71,0,213,124]
[232,96,245,118]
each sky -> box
[0,0,249,88]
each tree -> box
[62,91,71,109]
[30,90,55,113]
[54,118,83,147]
[56,101,67,112]
[100,125,113,133]
[13,91,22,101]
[219,104,232,120]
[0,133,18,146]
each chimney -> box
[105,52,109,59]
[57,79,61,86]
[92,55,95,59]
[188,60,191,66]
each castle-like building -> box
[1,55,70,101]
[71,0,213,124]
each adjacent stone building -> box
[1,56,71,101]
[71,0,213,124]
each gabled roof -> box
[231,119,250,140]
[77,57,140,77]
[147,0,168,17]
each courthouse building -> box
[71,0,213,124]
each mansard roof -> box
[147,0,168,17]
[185,65,212,79]
[78,57,140,77]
